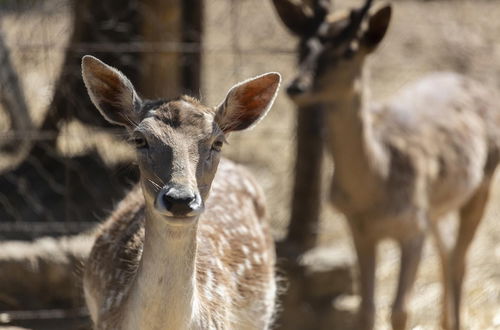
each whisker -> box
[147,179,162,191]
[153,173,166,186]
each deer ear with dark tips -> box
[215,73,281,133]
[362,4,392,53]
[81,55,142,128]
[272,0,330,37]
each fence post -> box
[271,1,354,329]
[286,104,324,252]
[182,0,203,96]
[271,0,328,260]
[140,0,181,99]
[140,0,203,99]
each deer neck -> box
[123,208,199,330]
[325,74,386,206]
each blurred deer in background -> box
[81,55,280,329]
[284,0,500,329]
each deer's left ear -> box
[215,72,281,133]
[81,55,142,128]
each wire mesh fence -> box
[0,1,296,327]
[0,0,297,240]
[2,0,500,328]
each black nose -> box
[159,187,200,217]
[286,82,306,96]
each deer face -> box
[286,2,392,106]
[82,56,280,223]
[130,98,223,220]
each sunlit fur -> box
[81,55,280,330]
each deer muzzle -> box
[154,184,203,218]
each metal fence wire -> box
[2,1,500,329]
[0,0,297,240]
[2,0,500,241]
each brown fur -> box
[84,160,276,329]
[81,56,281,330]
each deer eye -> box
[211,140,223,152]
[343,42,358,59]
[131,133,148,149]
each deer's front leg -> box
[351,227,377,330]
[448,181,490,330]
[391,233,425,330]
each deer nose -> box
[286,81,306,96]
[155,185,202,217]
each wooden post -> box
[140,0,203,99]
[271,1,354,329]
[140,0,182,99]
[272,0,329,255]
[286,104,324,252]
[181,0,203,96]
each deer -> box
[80,55,281,330]
[281,0,500,329]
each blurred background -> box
[0,0,499,329]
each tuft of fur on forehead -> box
[321,9,352,39]
[326,8,350,24]
[323,3,390,41]
[143,96,215,129]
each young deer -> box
[285,1,500,329]
[81,55,280,329]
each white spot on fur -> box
[216,258,224,271]
[236,263,246,276]
[237,226,249,234]
[261,250,268,262]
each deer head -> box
[286,0,392,106]
[82,55,280,224]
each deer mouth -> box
[154,207,203,221]
[152,210,201,226]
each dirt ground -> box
[1,0,500,329]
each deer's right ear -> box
[272,0,329,36]
[215,72,281,133]
[81,55,142,128]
